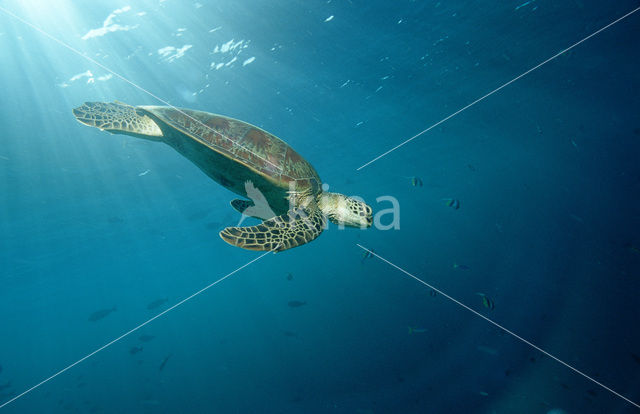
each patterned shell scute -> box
[151,107,299,179]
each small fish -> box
[478,391,489,397]
[628,245,640,255]
[205,221,221,230]
[287,300,306,308]
[408,326,427,334]
[442,198,460,209]
[631,353,640,365]
[361,249,374,262]
[159,354,172,371]
[282,330,298,338]
[0,382,10,391]
[138,169,150,176]
[467,164,477,172]
[476,345,498,356]
[429,289,437,297]
[146,298,168,310]
[129,346,143,355]
[453,263,470,270]
[138,334,155,343]
[88,307,116,322]
[410,176,423,187]
[476,293,495,310]
[286,273,293,281]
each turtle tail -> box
[73,101,164,139]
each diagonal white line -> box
[0,250,273,410]
[356,6,640,171]
[0,5,284,174]
[356,244,640,409]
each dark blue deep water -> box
[1,1,639,413]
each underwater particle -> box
[242,56,256,66]
[139,334,155,343]
[453,263,470,270]
[287,300,307,308]
[129,346,143,355]
[631,353,640,364]
[159,354,172,371]
[568,214,584,223]
[586,389,597,397]
[138,169,150,176]
[88,307,116,322]
[478,391,489,397]
[515,1,531,11]
[286,272,294,281]
[476,293,495,310]
[467,164,477,171]
[147,298,168,310]
[408,326,427,334]
[324,15,334,22]
[282,330,298,337]
[442,198,460,209]
[82,6,138,40]
[410,176,423,187]
[188,210,209,221]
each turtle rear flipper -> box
[73,101,163,139]
[220,208,325,252]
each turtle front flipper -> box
[73,101,163,139]
[220,208,326,252]
[231,199,254,214]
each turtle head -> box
[318,192,373,228]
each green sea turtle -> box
[72,101,372,252]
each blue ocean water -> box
[1,0,639,413]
